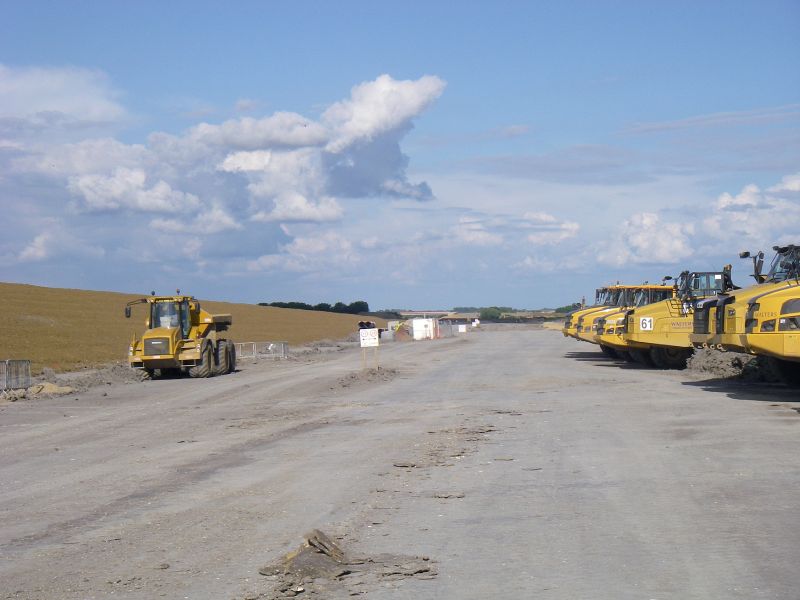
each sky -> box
[1,1,798,310]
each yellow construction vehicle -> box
[619,267,735,368]
[693,245,799,384]
[593,284,675,360]
[125,291,236,379]
[562,287,613,339]
[574,285,665,346]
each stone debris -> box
[256,530,436,598]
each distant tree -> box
[554,302,582,313]
[479,307,502,320]
[313,302,332,312]
[347,300,370,314]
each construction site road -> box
[1,328,799,600]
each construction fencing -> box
[1,360,32,391]
[234,341,289,360]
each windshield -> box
[679,272,726,298]
[633,288,672,306]
[765,246,800,282]
[596,288,612,305]
[152,302,180,329]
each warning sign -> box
[359,328,379,348]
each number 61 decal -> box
[639,317,654,331]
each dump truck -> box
[562,287,612,339]
[593,284,676,360]
[126,292,236,378]
[617,267,735,369]
[692,245,800,384]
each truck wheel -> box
[226,340,237,373]
[212,340,229,376]
[189,341,213,378]
[650,347,692,370]
[765,357,800,387]
[629,349,655,367]
[600,345,618,359]
[616,350,634,362]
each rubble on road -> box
[255,529,435,598]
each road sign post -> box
[359,328,380,370]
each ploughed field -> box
[1,328,798,599]
[0,282,382,374]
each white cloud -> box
[598,212,695,266]
[68,167,200,213]
[323,74,446,152]
[17,222,105,263]
[247,231,358,272]
[250,192,343,223]
[151,204,242,234]
[189,112,328,149]
[521,211,580,245]
[451,217,503,246]
[767,172,800,193]
[13,138,150,176]
[0,64,126,132]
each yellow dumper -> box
[126,292,236,379]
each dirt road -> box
[1,329,799,599]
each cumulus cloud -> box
[598,212,695,266]
[17,221,105,263]
[0,64,126,135]
[323,74,446,152]
[701,179,800,247]
[250,193,343,223]
[247,231,358,272]
[151,204,242,234]
[190,112,328,149]
[68,167,200,213]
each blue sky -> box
[1,1,798,309]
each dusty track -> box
[1,330,799,599]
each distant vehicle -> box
[125,291,235,379]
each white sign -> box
[639,317,654,331]
[359,328,379,348]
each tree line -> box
[258,300,370,315]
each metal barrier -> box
[234,341,288,360]
[1,360,32,391]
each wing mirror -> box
[125,306,131,318]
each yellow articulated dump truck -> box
[593,284,675,360]
[619,268,736,369]
[125,292,236,379]
[692,245,800,385]
[574,285,669,346]
[562,287,612,339]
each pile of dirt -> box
[46,362,146,392]
[687,348,780,383]
[336,367,398,389]
[0,381,75,403]
[254,530,435,599]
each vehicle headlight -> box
[760,319,775,332]
[778,317,800,331]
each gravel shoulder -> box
[1,330,798,599]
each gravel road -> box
[1,329,799,599]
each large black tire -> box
[226,340,237,373]
[212,340,229,376]
[765,357,800,387]
[189,341,213,378]
[600,345,619,359]
[650,347,692,370]
[617,350,634,362]
[629,349,656,367]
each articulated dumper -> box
[126,292,236,379]
[593,284,676,361]
[618,268,735,369]
[692,245,800,384]
[574,285,673,346]
[562,287,612,339]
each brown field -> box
[0,282,385,374]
